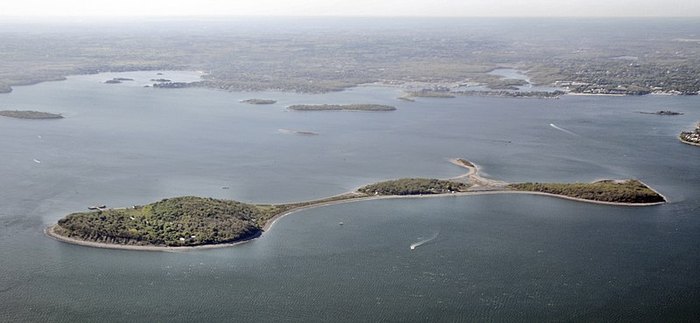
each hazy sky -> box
[1,0,699,17]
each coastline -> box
[45,224,261,252]
[46,158,666,252]
[679,136,700,147]
[565,93,626,97]
[1,69,204,95]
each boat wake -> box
[549,123,578,136]
[410,232,439,250]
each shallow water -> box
[1,71,699,321]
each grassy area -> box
[508,180,665,204]
[358,178,469,195]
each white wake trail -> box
[549,123,578,136]
[410,232,439,250]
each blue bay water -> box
[0,71,699,321]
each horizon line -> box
[1,15,699,19]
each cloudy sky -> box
[1,0,699,17]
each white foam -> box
[549,123,578,136]
[410,232,439,250]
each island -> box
[51,197,262,247]
[104,77,134,84]
[241,99,277,105]
[288,104,396,111]
[0,110,63,119]
[47,158,666,251]
[150,78,172,82]
[278,128,319,136]
[639,110,683,116]
[679,122,700,146]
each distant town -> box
[1,19,699,96]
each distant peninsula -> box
[47,158,666,251]
[288,104,396,111]
[0,110,63,119]
[241,99,277,105]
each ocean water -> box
[1,71,699,321]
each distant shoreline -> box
[565,93,626,97]
[2,69,694,98]
[46,158,666,252]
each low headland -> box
[287,104,396,111]
[241,99,277,105]
[47,158,666,251]
[679,122,700,146]
[0,110,63,119]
